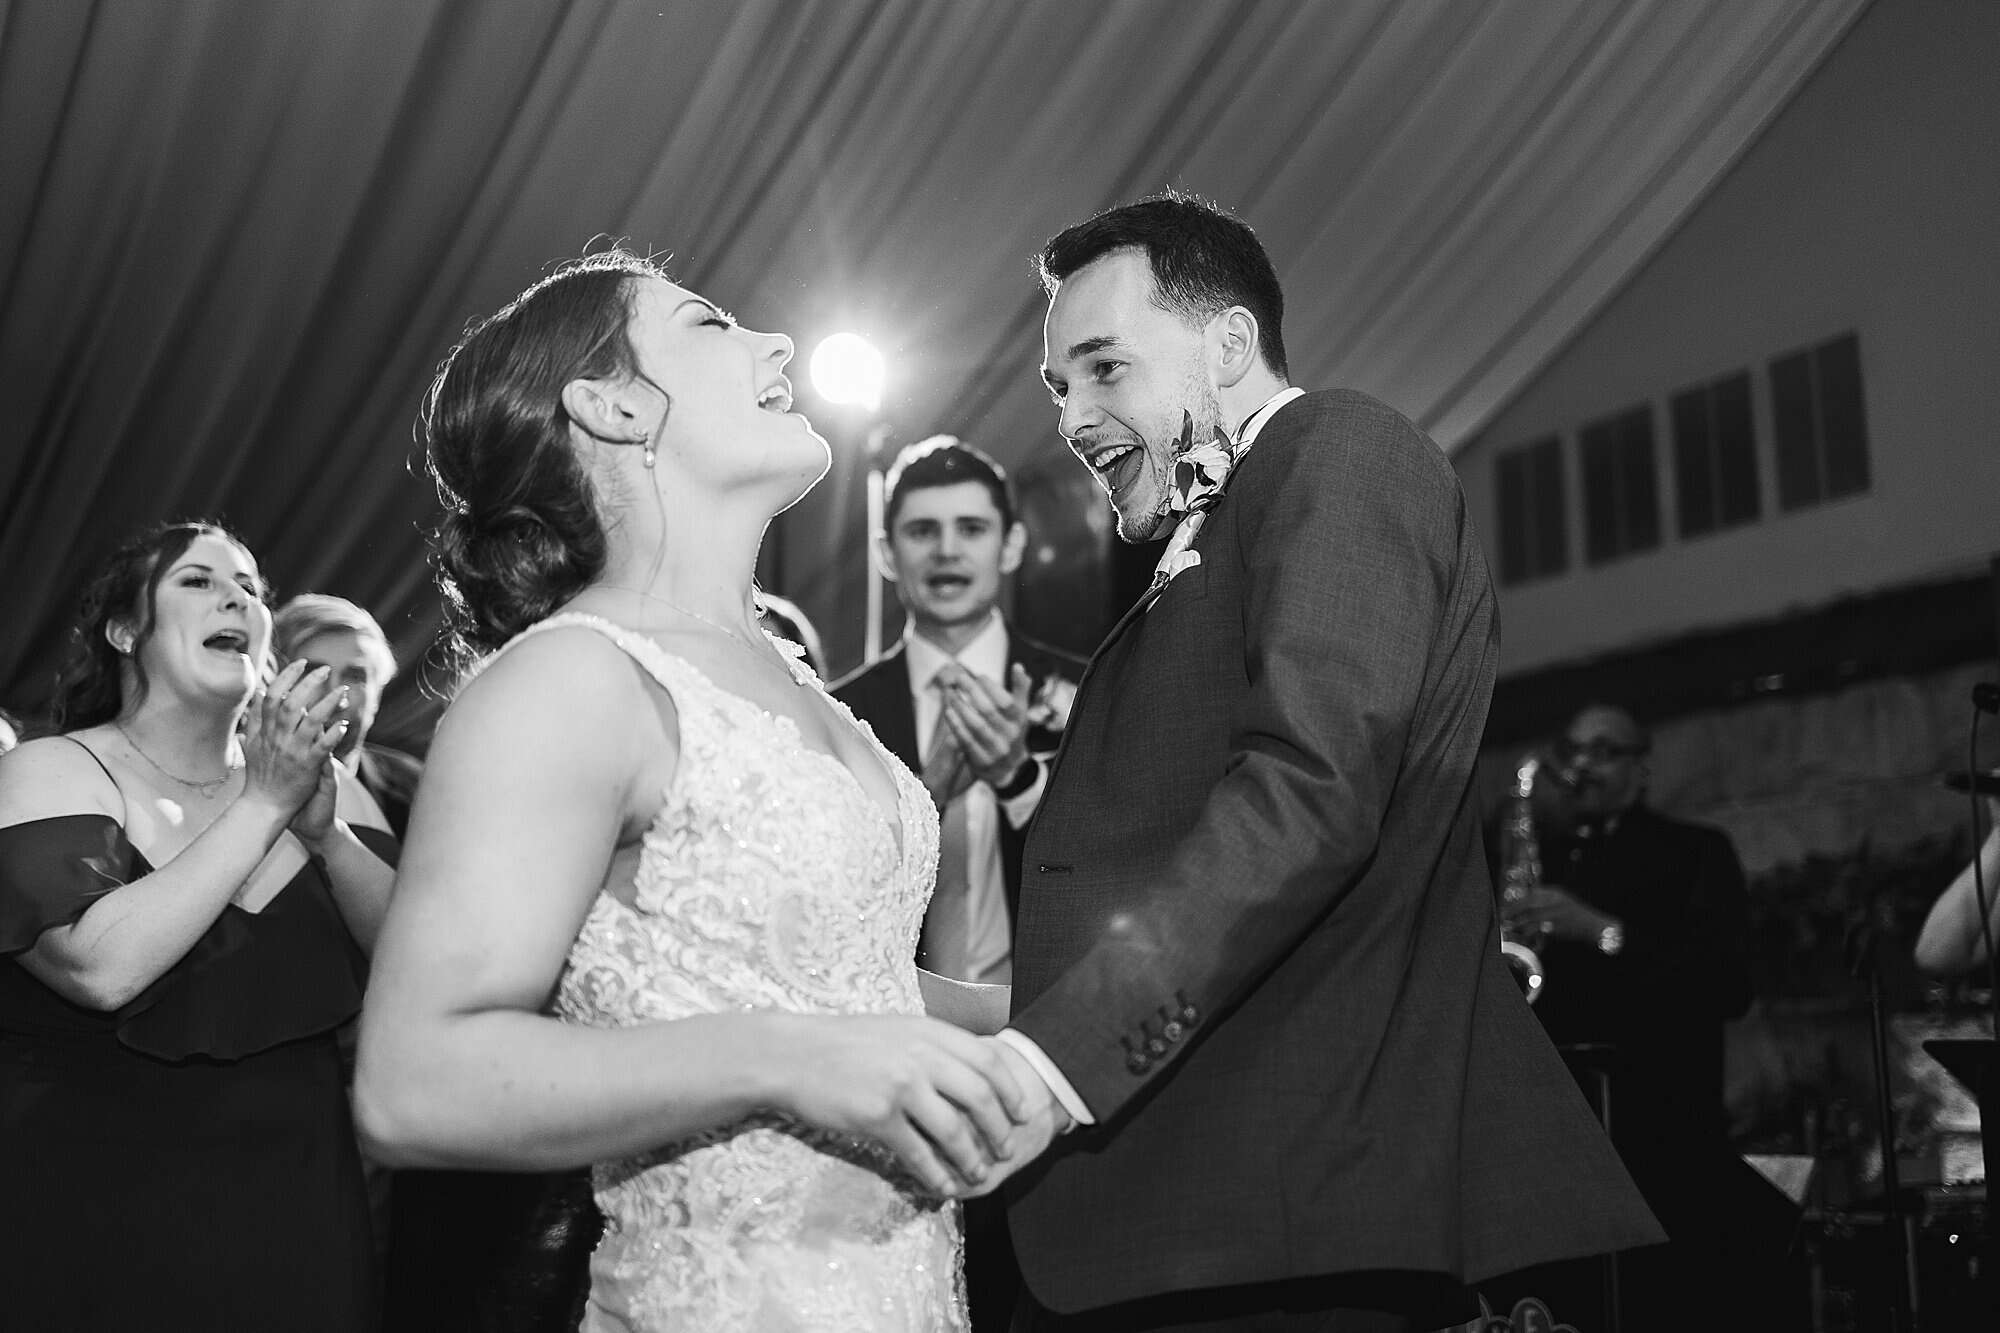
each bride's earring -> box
[643,396,670,471]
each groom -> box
[985,193,1663,1330]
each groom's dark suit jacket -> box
[831,629,1084,925]
[1008,390,1662,1316]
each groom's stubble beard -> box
[1115,358,1223,544]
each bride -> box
[355,249,1039,1331]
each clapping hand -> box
[288,756,341,850]
[240,660,349,834]
[935,662,1034,790]
[920,714,975,809]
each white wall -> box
[1454,0,2000,677]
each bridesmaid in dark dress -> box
[0,521,396,1331]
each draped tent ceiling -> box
[0,0,1868,738]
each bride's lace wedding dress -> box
[490,614,963,1332]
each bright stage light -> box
[809,332,885,413]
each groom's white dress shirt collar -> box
[1144,386,1308,595]
[1235,385,1305,449]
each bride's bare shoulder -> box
[433,625,675,769]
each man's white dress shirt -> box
[905,611,1044,985]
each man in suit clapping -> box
[832,436,1083,1331]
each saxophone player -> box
[1497,704,1798,1333]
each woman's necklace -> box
[598,585,807,688]
[115,721,243,798]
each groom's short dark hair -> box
[1037,189,1289,380]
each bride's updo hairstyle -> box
[420,248,668,676]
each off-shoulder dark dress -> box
[0,812,379,1331]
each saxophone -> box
[1498,753,1550,1005]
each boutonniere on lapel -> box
[1025,674,1078,734]
[1168,421,1238,518]
[1143,412,1241,611]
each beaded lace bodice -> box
[490,614,961,1333]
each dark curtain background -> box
[0,0,1865,744]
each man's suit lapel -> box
[1039,593,1149,808]
[1007,638,1040,683]
[1072,513,1213,704]
[1091,592,1153,669]
[872,648,921,773]
[1047,502,1230,806]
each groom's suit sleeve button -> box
[1115,993,1203,1077]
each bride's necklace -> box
[116,721,243,798]
[598,585,807,688]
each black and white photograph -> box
[0,3,1994,1330]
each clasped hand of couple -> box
[803,659,1062,1201]
[783,1014,1073,1202]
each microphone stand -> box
[1965,686,2000,1315]
[1849,906,1914,1333]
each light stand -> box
[861,420,893,663]
[807,330,890,666]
